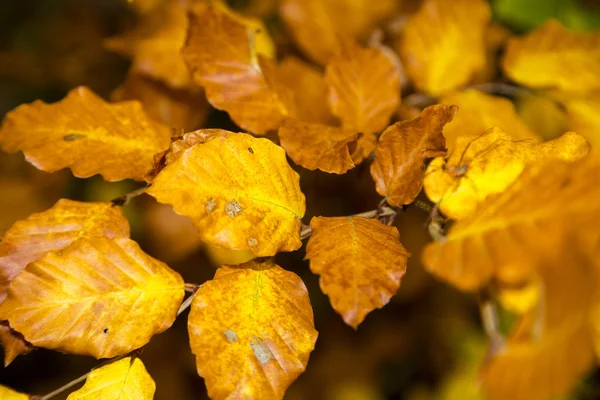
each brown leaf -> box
[0,321,33,366]
[0,199,130,303]
[306,217,409,328]
[370,104,458,206]
[0,86,172,181]
[278,119,358,174]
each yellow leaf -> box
[423,129,590,220]
[67,357,155,400]
[502,20,600,94]
[440,89,540,150]
[182,4,286,134]
[371,105,458,206]
[399,0,490,94]
[496,279,540,316]
[0,385,28,400]
[0,199,130,302]
[104,0,191,89]
[566,96,600,147]
[305,217,409,328]
[278,119,358,174]
[280,0,398,65]
[0,321,32,366]
[0,237,184,358]
[0,87,172,181]
[204,243,255,268]
[422,154,600,291]
[148,133,305,256]
[188,260,318,399]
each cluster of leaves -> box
[0,0,600,399]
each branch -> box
[111,186,149,206]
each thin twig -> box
[111,186,149,206]
[177,294,195,316]
[465,82,532,98]
[184,283,201,293]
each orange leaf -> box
[0,199,130,303]
[503,20,600,94]
[422,154,600,291]
[278,119,358,174]
[305,217,409,328]
[0,87,172,181]
[439,89,540,150]
[0,237,184,358]
[370,104,458,206]
[0,321,33,367]
[188,260,318,400]
[280,0,398,65]
[399,0,490,94]
[182,4,286,134]
[105,0,191,89]
[112,72,209,132]
[148,133,305,256]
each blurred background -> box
[1,0,600,399]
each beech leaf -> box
[0,321,33,366]
[188,260,318,400]
[305,217,409,328]
[0,237,184,358]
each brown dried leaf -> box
[370,105,458,206]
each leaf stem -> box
[36,372,90,400]
[177,294,195,316]
[111,186,149,206]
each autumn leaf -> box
[565,96,600,147]
[0,87,172,181]
[104,0,191,89]
[0,385,28,400]
[148,133,305,256]
[182,4,286,134]
[112,72,209,132]
[0,321,33,366]
[188,260,318,400]
[280,0,398,65]
[423,129,590,220]
[515,93,570,141]
[0,237,184,358]
[440,89,540,150]
[67,357,155,399]
[305,217,409,328]
[0,199,130,303]
[502,20,600,94]
[422,153,600,291]
[399,0,490,94]
[278,119,358,174]
[370,105,458,207]
[325,39,401,162]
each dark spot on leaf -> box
[248,147,254,154]
[63,133,86,141]
[103,328,109,334]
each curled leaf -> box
[278,119,358,174]
[0,87,172,181]
[306,217,409,328]
[371,104,458,206]
[188,260,318,400]
[0,237,184,358]
[67,357,155,400]
[399,0,490,94]
[0,321,33,366]
[148,133,305,256]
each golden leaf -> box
[566,96,600,147]
[148,133,305,256]
[0,385,28,400]
[67,357,155,400]
[515,93,569,141]
[182,4,286,134]
[112,72,209,132]
[188,260,318,400]
[105,0,191,89]
[370,105,458,206]
[440,89,540,150]
[0,87,172,181]
[0,199,130,302]
[399,0,490,94]
[305,217,409,328]
[278,119,358,174]
[422,154,600,291]
[280,0,398,65]
[502,20,600,94]
[0,237,184,358]
[423,129,590,220]
[0,321,33,367]
[204,243,255,268]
